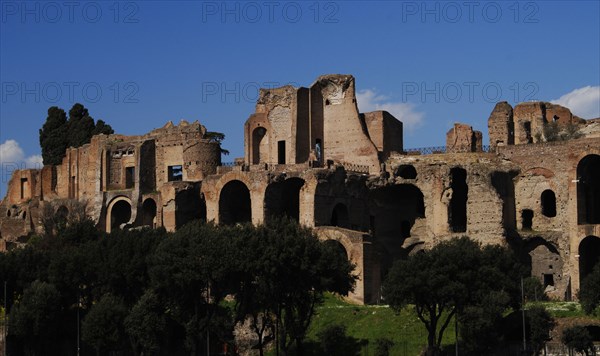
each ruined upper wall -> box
[362,111,404,160]
[244,74,400,174]
[446,123,483,153]
[311,74,381,173]
[488,101,588,147]
[488,101,514,149]
[0,118,221,245]
[244,85,309,165]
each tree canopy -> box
[39,103,113,165]
[382,236,523,356]
[1,217,355,356]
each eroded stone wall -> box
[2,74,599,304]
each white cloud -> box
[0,139,43,170]
[551,86,600,119]
[0,140,43,199]
[356,89,425,132]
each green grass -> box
[263,297,597,355]
[525,301,589,318]
[303,294,457,355]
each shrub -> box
[562,325,595,356]
[374,338,394,356]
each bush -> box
[562,325,595,356]
[316,324,361,356]
[528,306,554,355]
[374,338,394,356]
[523,277,547,302]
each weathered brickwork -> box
[1,74,599,304]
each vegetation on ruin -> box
[39,103,114,165]
[542,121,583,142]
[205,131,230,156]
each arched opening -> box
[369,183,425,268]
[110,200,131,232]
[579,236,600,287]
[142,198,157,228]
[56,205,69,229]
[396,165,417,179]
[526,238,562,291]
[331,203,350,228]
[252,127,267,164]
[522,209,533,230]
[175,185,206,229]
[219,180,251,225]
[323,239,348,260]
[448,167,468,233]
[541,190,556,217]
[264,178,305,222]
[577,155,600,224]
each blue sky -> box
[1,1,599,196]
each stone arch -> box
[577,154,600,224]
[579,236,600,288]
[175,186,206,229]
[219,180,251,225]
[56,205,69,217]
[368,183,426,270]
[395,164,417,179]
[314,226,381,304]
[369,183,425,239]
[106,196,132,233]
[252,126,268,164]
[331,203,350,228]
[541,189,556,217]
[264,177,305,222]
[141,198,157,228]
[56,205,69,227]
[323,239,349,260]
[525,237,562,291]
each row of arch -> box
[107,154,600,235]
[107,194,207,233]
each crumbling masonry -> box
[1,74,599,304]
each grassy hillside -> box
[303,294,457,355]
[270,295,597,356]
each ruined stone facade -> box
[1,74,599,304]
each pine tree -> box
[39,104,114,165]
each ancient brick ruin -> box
[1,74,599,304]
